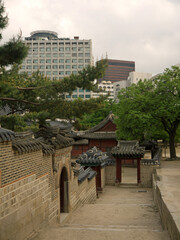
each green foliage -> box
[76,100,113,130]
[0,0,8,40]
[114,65,180,159]
[0,1,28,67]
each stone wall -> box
[105,165,116,185]
[101,167,106,189]
[140,165,157,188]
[0,141,97,240]
[153,174,180,240]
[69,175,96,211]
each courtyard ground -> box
[31,185,170,240]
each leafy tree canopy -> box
[113,65,180,159]
[76,100,113,130]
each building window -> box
[65,47,70,51]
[85,95,91,98]
[78,65,83,69]
[46,59,51,63]
[78,53,83,57]
[79,95,84,98]
[53,53,58,57]
[46,53,51,57]
[27,59,32,64]
[72,53,77,57]
[40,47,45,52]
[53,71,58,75]
[72,59,77,63]
[65,42,70,45]
[59,59,64,63]
[52,59,58,63]
[72,65,77,69]
[59,65,64,69]
[65,59,71,63]
[40,59,45,63]
[53,65,58,69]
[78,59,83,63]
[78,47,83,51]
[66,95,71,98]
[65,53,71,57]
[65,71,71,75]
[72,71,77,74]
[85,59,90,63]
[21,65,25,69]
[46,71,51,75]
[40,54,45,57]
[33,65,38,69]
[46,47,51,52]
[59,47,64,51]
[46,65,51,69]
[59,53,64,57]
[40,65,45,69]
[26,65,32,69]
[33,59,38,63]
[79,89,84,92]
[72,95,77,98]
[66,65,71,69]
[52,47,58,51]
[72,47,77,51]
[72,42,77,45]
[78,42,83,45]
[59,71,64,75]
[86,89,90,92]
[85,53,90,57]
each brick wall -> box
[0,141,97,240]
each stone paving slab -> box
[31,186,170,240]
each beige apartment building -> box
[20,30,93,81]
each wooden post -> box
[137,158,141,183]
[116,157,121,183]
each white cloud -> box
[1,0,180,74]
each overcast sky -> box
[2,0,180,75]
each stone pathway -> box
[31,186,170,240]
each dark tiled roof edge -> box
[84,112,114,133]
[0,128,15,142]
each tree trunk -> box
[169,133,176,159]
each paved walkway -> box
[32,186,170,240]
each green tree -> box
[0,1,108,131]
[76,100,113,130]
[0,1,28,67]
[114,66,180,159]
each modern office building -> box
[99,59,135,83]
[113,71,152,102]
[20,30,93,80]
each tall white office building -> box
[20,30,93,80]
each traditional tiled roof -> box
[12,137,54,155]
[84,112,114,133]
[76,146,115,166]
[73,139,89,145]
[111,141,145,158]
[77,167,96,183]
[12,138,42,154]
[34,126,74,149]
[79,132,116,140]
[0,128,15,142]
